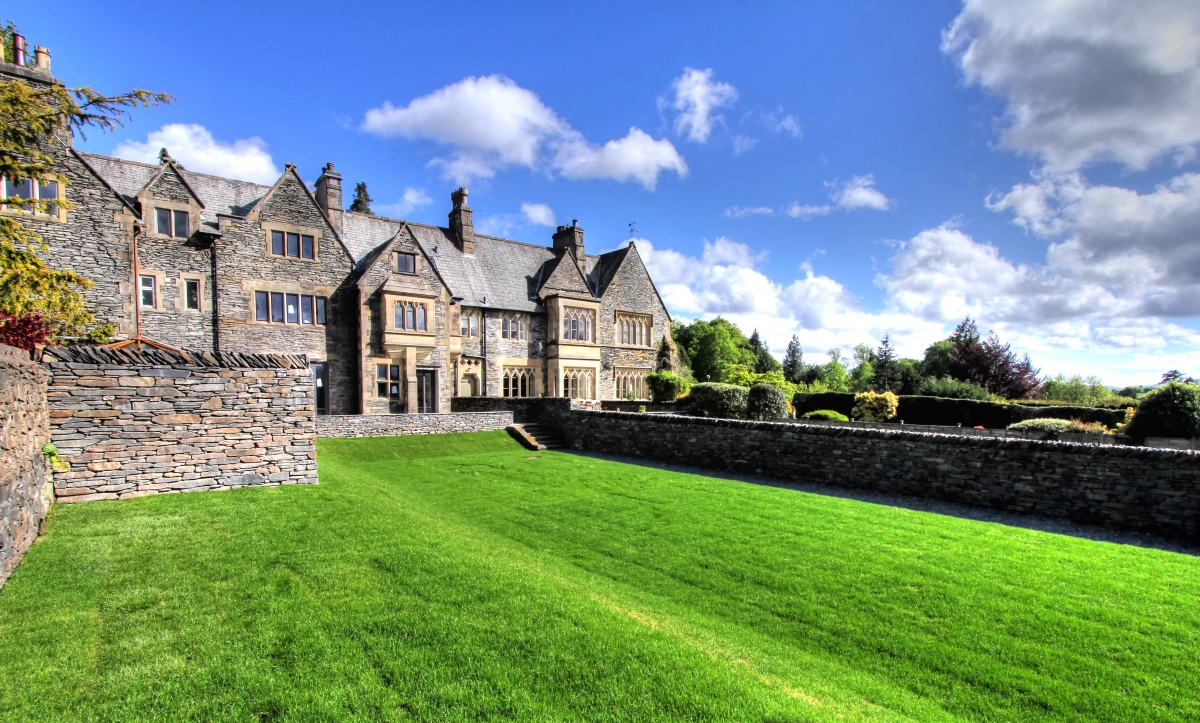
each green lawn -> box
[0,432,1196,722]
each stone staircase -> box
[506,422,565,451]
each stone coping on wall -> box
[577,411,1200,458]
[41,345,309,370]
[315,412,515,438]
[551,410,1199,540]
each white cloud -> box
[723,205,773,219]
[764,110,802,138]
[521,202,555,227]
[632,225,1200,385]
[943,0,1200,172]
[667,68,738,144]
[786,203,832,219]
[733,135,759,155]
[363,75,685,189]
[785,175,892,219]
[554,128,687,190]
[376,187,433,217]
[832,175,892,211]
[112,123,280,184]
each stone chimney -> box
[552,220,586,275]
[448,187,474,254]
[315,163,343,231]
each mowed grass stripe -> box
[0,430,1194,722]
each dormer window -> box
[396,252,417,274]
[155,208,190,238]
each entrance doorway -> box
[310,362,329,415]
[416,369,436,413]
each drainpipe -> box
[481,310,488,396]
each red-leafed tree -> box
[947,318,1041,399]
[0,311,49,350]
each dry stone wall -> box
[316,411,513,438]
[548,410,1200,541]
[43,346,316,503]
[0,345,51,587]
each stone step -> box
[506,424,564,451]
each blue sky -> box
[21,1,1200,385]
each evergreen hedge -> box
[746,384,788,420]
[1122,382,1200,441]
[688,383,749,419]
[792,392,1125,428]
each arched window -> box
[470,313,478,337]
[405,303,415,330]
[394,301,403,330]
[416,304,426,331]
[562,307,595,342]
[616,313,652,347]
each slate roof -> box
[77,152,271,227]
[76,153,643,315]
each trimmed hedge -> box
[746,384,789,420]
[688,383,749,419]
[1123,382,1200,441]
[802,409,849,421]
[793,392,1125,429]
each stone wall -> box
[316,411,514,438]
[0,345,51,588]
[550,410,1200,541]
[43,346,316,502]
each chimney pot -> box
[11,34,25,66]
[33,46,50,72]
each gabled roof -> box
[77,152,270,226]
[140,159,206,208]
[591,245,631,297]
[535,251,594,298]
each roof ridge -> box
[76,151,273,190]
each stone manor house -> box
[2,50,673,416]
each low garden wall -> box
[550,410,1200,541]
[44,346,317,503]
[316,411,514,438]
[0,344,51,588]
[794,392,1127,428]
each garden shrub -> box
[801,409,849,421]
[917,376,990,400]
[852,391,899,422]
[687,383,749,419]
[746,384,788,420]
[795,392,1125,429]
[1008,418,1072,434]
[1122,382,1200,441]
[645,370,690,403]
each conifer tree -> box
[748,329,778,373]
[782,334,805,384]
[873,334,900,392]
[349,182,373,214]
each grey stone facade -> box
[43,346,317,502]
[0,345,51,589]
[2,54,674,420]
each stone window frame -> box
[177,273,209,314]
[261,221,323,263]
[0,175,66,223]
[394,251,420,275]
[501,312,527,341]
[502,364,539,398]
[615,367,652,400]
[562,366,596,400]
[459,308,481,338]
[248,282,336,326]
[145,199,198,240]
[616,312,652,348]
[137,268,166,312]
[392,299,430,332]
[386,294,435,335]
[375,362,403,400]
[562,307,595,343]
